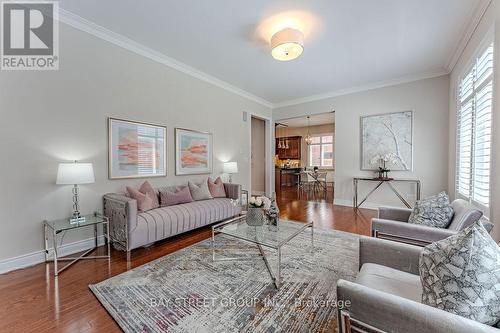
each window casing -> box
[308,134,334,168]
[456,41,494,211]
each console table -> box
[353,177,421,210]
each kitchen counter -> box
[275,167,302,189]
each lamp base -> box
[69,185,85,224]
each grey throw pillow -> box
[408,191,453,228]
[188,180,213,201]
[419,221,500,325]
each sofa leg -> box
[126,250,131,262]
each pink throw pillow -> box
[139,181,159,209]
[208,177,226,198]
[160,186,194,206]
[126,186,155,212]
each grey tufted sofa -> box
[103,183,241,261]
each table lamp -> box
[56,161,95,223]
[223,162,238,183]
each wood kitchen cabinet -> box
[275,136,301,159]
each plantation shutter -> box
[456,42,494,209]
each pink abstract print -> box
[180,136,208,168]
[109,118,166,179]
[175,128,212,175]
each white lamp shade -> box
[223,162,238,174]
[56,162,95,185]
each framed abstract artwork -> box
[175,128,212,175]
[360,111,413,171]
[108,118,167,179]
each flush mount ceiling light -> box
[271,28,304,61]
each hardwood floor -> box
[0,189,375,333]
[277,186,374,236]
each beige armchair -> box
[371,199,493,246]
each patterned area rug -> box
[90,222,360,332]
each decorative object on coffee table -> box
[246,208,264,226]
[56,161,95,223]
[267,194,280,231]
[108,118,166,179]
[246,196,271,226]
[361,111,413,171]
[175,128,213,175]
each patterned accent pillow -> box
[419,221,500,325]
[208,177,226,198]
[408,191,453,228]
[188,180,213,201]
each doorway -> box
[251,116,266,196]
[274,112,335,206]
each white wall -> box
[274,75,450,208]
[448,1,500,240]
[0,23,271,265]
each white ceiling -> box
[59,0,482,106]
[279,113,335,128]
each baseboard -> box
[0,235,106,275]
[334,198,380,211]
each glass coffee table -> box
[212,216,314,288]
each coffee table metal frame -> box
[211,216,314,289]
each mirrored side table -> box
[43,212,110,276]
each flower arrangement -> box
[247,196,281,228]
[370,152,399,179]
[249,196,271,209]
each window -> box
[456,41,494,209]
[308,134,334,167]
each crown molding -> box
[58,9,274,109]
[273,70,449,109]
[58,8,461,111]
[445,0,492,73]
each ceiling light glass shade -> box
[305,134,313,145]
[271,28,304,61]
[305,116,313,145]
